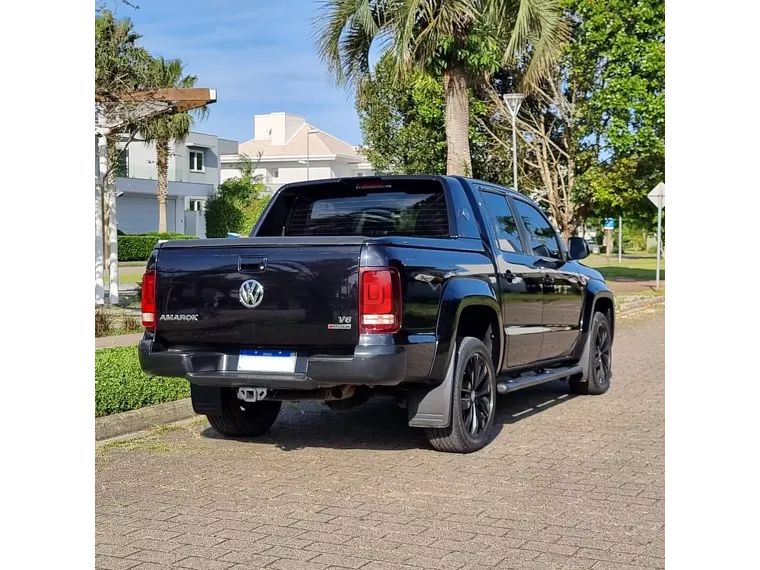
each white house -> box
[220,112,374,194]
[114,132,238,237]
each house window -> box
[271,168,279,179]
[189,150,204,172]
[115,149,129,177]
[188,199,205,212]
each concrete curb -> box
[94,295,665,442]
[617,295,665,316]
[95,398,196,442]
[95,333,143,349]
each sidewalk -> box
[95,333,142,349]
[608,280,665,294]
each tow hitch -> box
[237,388,268,402]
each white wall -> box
[220,168,239,183]
[253,113,306,144]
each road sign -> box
[603,218,616,230]
[648,182,665,291]
[648,182,665,209]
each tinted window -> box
[513,199,562,259]
[481,192,524,253]
[282,186,449,237]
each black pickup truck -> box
[139,175,614,453]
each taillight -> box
[359,267,402,334]
[141,270,156,330]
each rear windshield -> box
[256,180,450,238]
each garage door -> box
[117,196,176,234]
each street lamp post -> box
[306,128,320,180]
[502,93,525,192]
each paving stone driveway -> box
[96,309,664,570]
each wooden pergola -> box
[95,88,217,305]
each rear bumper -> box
[138,339,408,390]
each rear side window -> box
[260,180,450,238]
[480,191,524,254]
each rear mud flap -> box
[407,350,455,428]
[190,384,223,415]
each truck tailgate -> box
[153,238,362,349]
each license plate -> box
[237,350,297,373]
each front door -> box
[511,198,585,361]
[479,191,544,369]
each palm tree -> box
[140,57,208,233]
[316,0,567,176]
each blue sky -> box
[114,0,364,144]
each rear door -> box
[511,198,585,361]
[479,190,544,368]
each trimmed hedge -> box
[95,346,190,417]
[118,233,194,261]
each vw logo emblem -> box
[239,279,264,308]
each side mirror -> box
[568,237,590,260]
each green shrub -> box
[117,233,194,261]
[95,346,190,417]
[205,167,269,237]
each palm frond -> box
[488,0,569,88]
[138,57,208,143]
[315,0,383,85]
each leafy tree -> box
[96,9,158,259]
[479,0,664,236]
[95,9,156,101]
[316,0,568,176]
[357,52,510,183]
[205,156,270,237]
[139,58,209,232]
[563,0,665,226]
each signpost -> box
[603,218,615,262]
[648,182,665,291]
[618,216,622,264]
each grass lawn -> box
[95,346,189,417]
[119,260,148,268]
[104,271,143,285]
[582,254,665,281]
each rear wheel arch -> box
[591,294,615,341]
[428,278,502,381]
[454,304,501,373]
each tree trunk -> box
[442,63,472,176]
[156,139,169,233]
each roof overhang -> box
[186,141,216,149]
[221,153,340,164]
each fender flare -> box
[408,277,501,428]
[575,282,615,381]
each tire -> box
[206,389,282,437]
[425,337,497,453]
[570,311,612,395]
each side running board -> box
[496,365,582,395]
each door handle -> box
[534,256,562,269]
[238,256,267,272]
